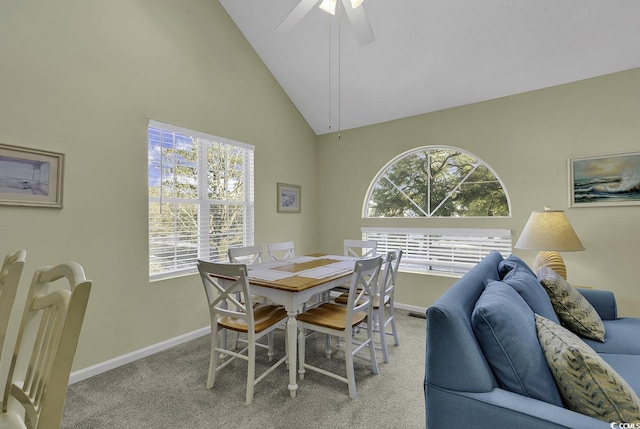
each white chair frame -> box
[296,256,382,400]
[266,241,295,262]
[1,262,91,429]
[197,260,288,404]
[343,239,378,258]
[0,250,26,365]
[227,245,264,265]
[373,249,402,363]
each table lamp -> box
[515,206,584,279]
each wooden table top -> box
[247,255,354,292]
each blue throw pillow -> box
[503,266,560,324]
[472,281,563,406]
[498,254,536,278]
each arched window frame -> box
[363,145,512,218]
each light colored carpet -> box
[61,309,426,429]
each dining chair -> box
[372,249,402,363]
[0,261,92,429]
[343,239,378,258]
[227,245,264,265]
[296,256,382,400]
[0,250,26,364]
[265,241,295,262]
[197,260,288,404]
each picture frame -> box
[277,182,301,213]
[0,143,64,208]
[569,151,640,208]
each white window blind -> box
[362,227,511,276]
[148,120,254,280]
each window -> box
[362,227,511,276]
[363,146,511,276]
[148,120,254,280]
[365,146,510,218]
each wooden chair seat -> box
[296,303,367,331]
[219,304,286,333]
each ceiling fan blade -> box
[276,0,320,34]
[341,0,375,45]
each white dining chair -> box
[266,241,295,262]
[343,239,378,258]
[0,250,26,365]
[227,245,264,265]
[197,260,288,404]
[0,261,92,429]
[296,256,382,400]
[372,249,402,363]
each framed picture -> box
[0,143,64,208]
[277,183,301,213]
[569,151,640,207]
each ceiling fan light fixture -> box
[319,0,337,15]
[350,0,364,8]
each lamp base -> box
[533,251,567,280]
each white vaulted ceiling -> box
[219,1,640,135]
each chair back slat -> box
[344,239,378,258]
[266,241,295,262]
[346,256,382,316]
[0,250,27,361]
[227,245,264,265]
[197,261,254,328]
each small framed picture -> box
[0,143,64,208]
[569,151,640,207]
[277,183,301,213]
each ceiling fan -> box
[277,0,375,45]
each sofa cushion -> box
[471,281,563,406]
[584,318,640,355]
[536,314,640,423]
[498,254,536,278]
[502,266,560,324]
[537,267,605,342]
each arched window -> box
[365,146,510,218]
[362,146,512,276]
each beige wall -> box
[0,0,317,371]
[317,68,640,317]
[1,0,638,375]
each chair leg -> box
[267,331,274,362]
[378,308,390,363]
[207,326,220,389]
[345,335,357,400]
[246,334,256,404]
[298,327,306,380]
[367,322,379,376]
[325,333,332,359]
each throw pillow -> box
[535,314,640,423]
[498,254,537,278]
[537,266,605,342]
[471,281,563,406]
[503,266,560,324]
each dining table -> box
[240,254,360,398]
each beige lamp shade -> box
[515,207,584,279]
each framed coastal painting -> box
[0,143,64,208]
[569,151,640,207]
[277,182,301,213]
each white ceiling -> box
[219,0,640,135]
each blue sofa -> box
[424,251,640,428]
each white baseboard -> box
[69,326,211,384]
[395,302,427,315]
[69,301,427,385]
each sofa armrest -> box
[576,288,618,320]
